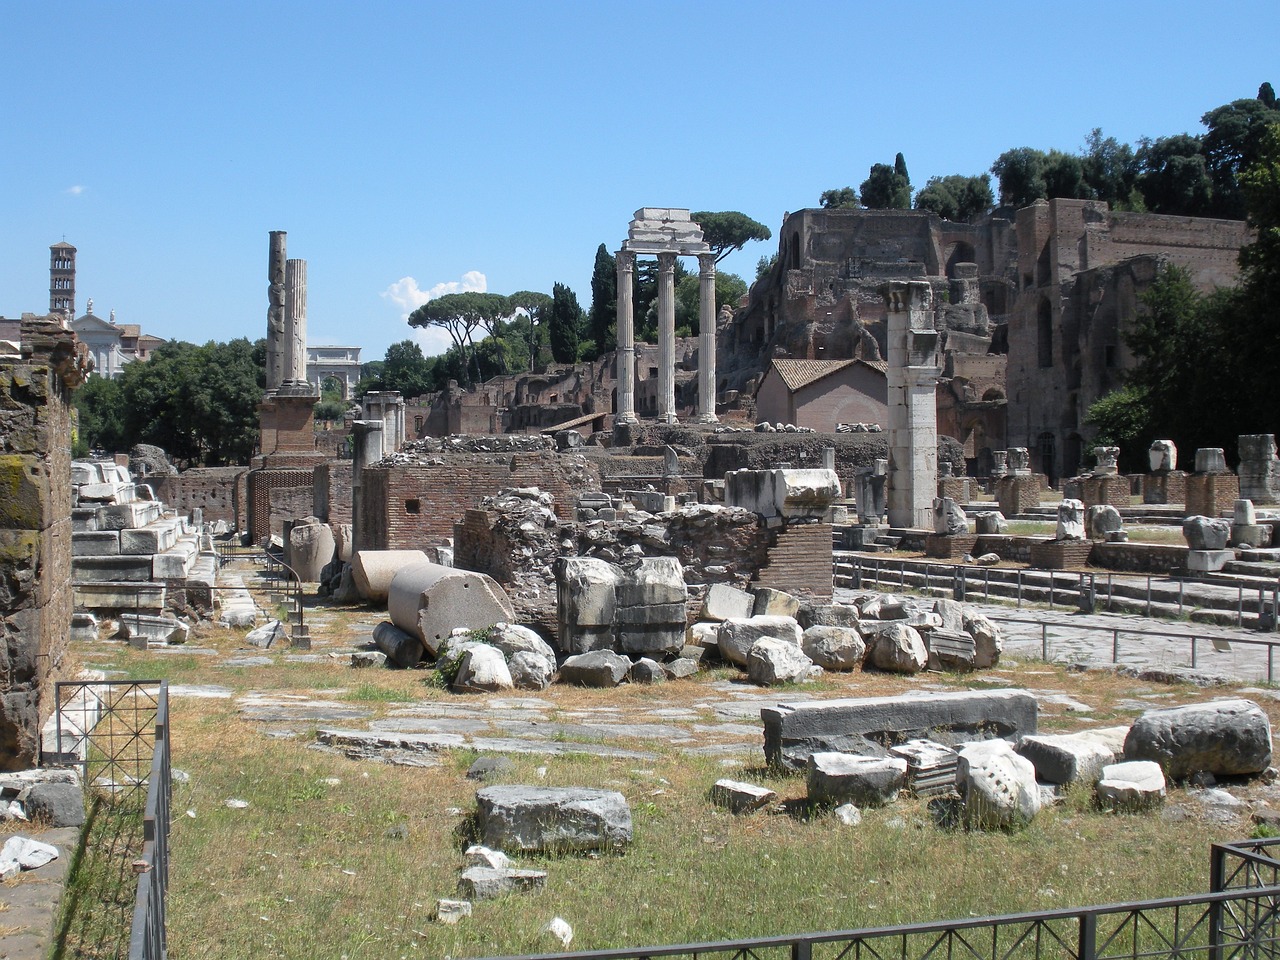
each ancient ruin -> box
[615,209,718,425]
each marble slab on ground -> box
[238,697,373,723]
[369,717,491,735]
[224,656,273,667]
[168,684,234,699]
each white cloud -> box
[380,271,487,317]
[381,271,488,357]
[64,185,86,196]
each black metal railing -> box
[55,680,166,799]
[54,680,171,960]
[476,843,1280,960]
[214,540,307,643]
[128,682,170,960]
[836,554,1280,630]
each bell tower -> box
[49,241,77,319]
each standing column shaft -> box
[883,281,939,529]
[615,250,636,423]
[350,420,385,555]
[657,251,677,423]
[283,258,309,389]
[265,231,287,394]
[696,252,718,423]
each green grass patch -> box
[342,682,416,703]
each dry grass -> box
[60,579,1280,959]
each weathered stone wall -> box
[150,466,248,526]
[703,433,966,493]
[454,494,773,635]
[1,317,87,770]
[359,452,602,551]
[1006,200,1250,480]
[314,462,353,524]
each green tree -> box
[1136,134,1213,216]
[586,244,616,359]
[547,282,582,363]
[1201,94,1280,219]
[914,174,994,222]
[1234,121,1280,419]
[115,338,262,466]
[674,271,748,335]
[819,187,859,209]
[1082,129,1140,207]
[860,153,912,209]
[72,374,125,455]
[380,340,437,397]
[1042,150,1091,201]
[991,147,1048,208]
[756,253,777,280]
[689,211,772,265]
[406,292,510,385]
[508,291,552,371]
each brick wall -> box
[247,468,314,542]
[752,522,833,599]
[1185,473,1240,519]
[314,462,353,524]
[150,466,247,526]
[359,452,602,550]
[1080,475,1131,509]
[1,316,87,769]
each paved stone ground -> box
[0,826,80,960]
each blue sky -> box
[2,1,1274,361]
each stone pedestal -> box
[1143,471,1187,505]
[1029,539,1094,570]
[996,475,1041,516]
[1187,549,1233,573]
[925,533,978,560]
[1238,434,1280,504]
[1185,473,1239,519]
[259,394,318,456]
[938,477,970,502]
[1080,475,1130,510]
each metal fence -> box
[54,680,171,959]
[836,554,1280,630]
[477,843,1280,960]
[215,540,307,643]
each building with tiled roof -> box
[756,357,887,431]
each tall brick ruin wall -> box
[359,452,601,551]
[150,466,248,528]
[1,318,85,770]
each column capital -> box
[697,252,717,275]
[616,249,635,269]
[657,250,677,273]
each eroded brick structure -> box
[1,315,89,769]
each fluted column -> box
[657,251,677,423]
[614,250,636,423]
[696,252,718,423]
[281,258,314,395]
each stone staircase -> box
[70,460,218,638]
